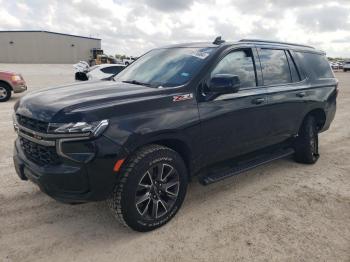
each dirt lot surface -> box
[0,64,349,262]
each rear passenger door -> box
[257,48,307,142]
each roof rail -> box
[238,39,315,49]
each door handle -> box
[296,92,306,97]
[251,97,265,104]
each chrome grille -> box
[16,114,48,133]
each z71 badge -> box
[173,93,193,102]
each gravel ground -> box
[0,64,349,262]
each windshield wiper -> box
[122,80,151,87]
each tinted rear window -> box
[259,49,291,85]
[101,66,124,74]
[294,52,334,79]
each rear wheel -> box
[107,144,188,232]
[0,83,11,102]
[294,116,319,164]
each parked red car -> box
[0,71,27,102]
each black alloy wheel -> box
[108,144,188,232]
[135,163,180,219]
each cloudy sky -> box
[1,0,350,57]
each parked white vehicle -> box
[122,57,135,66]
[74,61,91,81]
[73,61,89,72]
[87,64,126,81]
[343,61,350,72]
[330,62,339,70]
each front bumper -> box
[12,81,27,93]
[13,135,127,203]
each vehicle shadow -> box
[185,157,297,206]
[2,157,300,260]
[28,158,296,234]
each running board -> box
[199,148,295,185]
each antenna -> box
[213,36,225,45]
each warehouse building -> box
[0,30,101,63]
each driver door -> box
[198,48,273,165]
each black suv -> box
[13,38,338,231]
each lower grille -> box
[20,137,61,166]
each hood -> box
[0,70,17,76]
[16,81,156,122]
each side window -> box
[259,49,291,85]
[101,67,113,74]
[294,52,334,79]
[112,66,124,74]
[101,66,123,74]
[286,51,301,82]
[211,49,257,88]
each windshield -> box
[115,47,215,87]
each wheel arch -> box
[300,108,326,131]
[125,134,194,177]
[0,80,12,90]
[153,138,192,174]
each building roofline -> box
[0,30,101,40]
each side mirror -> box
[208,74,241,94]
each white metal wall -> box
[0,31,101,63]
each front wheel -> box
[294,116,319,164]
[0,83,11,102]
[107,144,188,232]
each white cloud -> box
[0,9,21,28]
[0,0,350,57]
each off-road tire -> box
[0,83,11,102]
[107,144,188,232]
[294,116,319,164]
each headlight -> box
[11,75,22,82]
[48,119,109,136]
